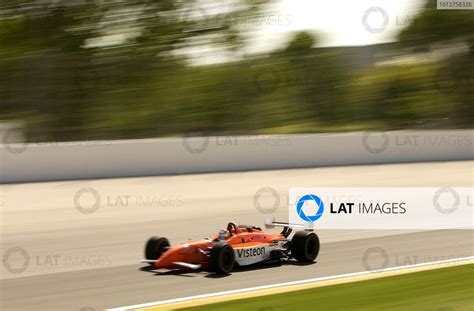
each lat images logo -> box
[289,187,472,230]
[362,7,389,34]
[296,194,324,222]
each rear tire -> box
[145,236,170,264]
[209,243,235,274]
[291,231,319,262]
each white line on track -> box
[107,256,474,311]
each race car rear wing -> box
[265,217,313,237]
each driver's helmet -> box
[218,229,228,241]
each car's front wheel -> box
[145,236,170,264]
[209,243,235,274]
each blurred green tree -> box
[0,0,271,140]
[398,0,473,126]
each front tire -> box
[209,243,235,274]
[291,231,319,262]
[145,236,170,264]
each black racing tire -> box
[291,231,319,262]
[209,243,235,274]
[145,236,170,264]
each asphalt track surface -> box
[1,161,473,311]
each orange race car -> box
[141,218,320,274]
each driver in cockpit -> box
[218,229,229,241]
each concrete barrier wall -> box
[1,130,473,183]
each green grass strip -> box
[182,264,473,311]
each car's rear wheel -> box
[209,243,235,274]
[291,231,319,262]
[145,236,170,264]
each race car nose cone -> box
[153,245,183,269]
